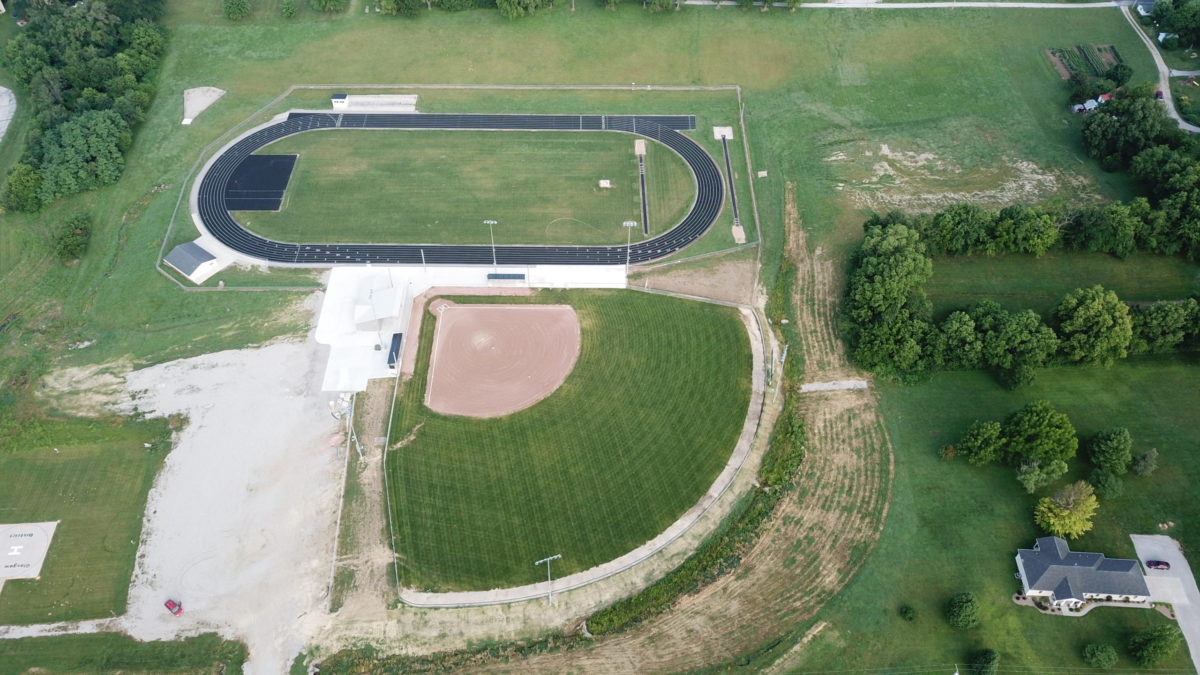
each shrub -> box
[52,214,92,261]
[311,0,347,10]
[281,0,296,16]
[1132,448,1159,476]
[1129,624,1182,665]
[1089,468,1124,498]
[1,163,44,213]
[969,648,999,675]
[435,0,477,9]
[899,604,916,622]
[1091,427,1133,474]
[1083,643,1118,669]
[946,592,981,629]
[938,445,957,461]
[223,0,251,19]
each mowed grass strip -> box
[926,251,1200,318]
[236,129,694,246]
[0,633,247,673]
[0,421,168,625]
[388,291,750,591]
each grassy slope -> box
[0,633,247,674]
[389,290,750,591]
[0,420,169,624]
[927,251,1200,317]
[791,359,1198,671]
[237,129,692,245]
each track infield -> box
[387,290,751,592]
[233,128,695,246]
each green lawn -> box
[388,290,751,591]
[788,357,1199,671]
[0,633,247,674]
[927,251,1200,318]
[236,129,693,245]
[0,420,170,625]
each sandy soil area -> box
[425,302,580,418]
[182,87,226,125]
[631,248,758,306]
[115,335,344,674]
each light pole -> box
[483,219,498,272]
[623,220,638,268]
[534,553,562,605]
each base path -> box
[1131,534,1200,673]
[424,303,581,418]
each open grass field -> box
[0,632,247,673]
[787,357,1199,671]
[235,129,694,245]
[388,290,751,591]
[0,419,170,625]
[927,251,1200,318]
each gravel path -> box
[1119,5,1200,132]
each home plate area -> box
[424,302,581,418]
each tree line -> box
[0,0,167,213]
[844,212,1200,387]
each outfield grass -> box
[788,357,1199,671]
[0,633,247,674]
[388,290,751,591]
[927,251,1200,318]
[0,419,170,625]
[236,129,693,245]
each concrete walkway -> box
[1119,6,1200,133]
[800,380,869,392]
[1131,535,1200,673]
[0,87,15,147]
[399,304,769,608]
[1170,69,1200,77]
[684,0,1120,6]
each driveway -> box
[1131,534,1200,673]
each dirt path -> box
[492,183,894,672]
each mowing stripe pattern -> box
[196,113,722,265]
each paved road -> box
[1131,534,1200,673]
[1119,6,1200,133]
[196,112,722,266]
[684,0,1121,8]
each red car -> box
[164,599,183,615]
[1146,560,1171,571]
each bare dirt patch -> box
[424,303,580,418]
[630,248,758,305]
[1046,49,1073,80]
[37,359,133,415]
[181,86,225,125]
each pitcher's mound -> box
[425,302,581,418]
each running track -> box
[195,112,724,265]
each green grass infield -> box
[387,290,751,592]
[235,129,695,246]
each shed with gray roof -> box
[164,241,220,284]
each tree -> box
[1132,448,1160,476]
[851,309,932,378]
[1090,427,1133,474]
[974,305,1059,388]
[223,0,251,19]
[1089,468,1124,498]
[1130,145,1192,199]
[1082,96,1170,168]
[1062,203,1139,258]
[1003,400,1078,465]
[992,204,1059,256]
[969,648,1000,675]
[1034,481,1099,539]
[1131,299,1200,354]
[1054,285,1133,366]
[945,591,981,629]
[1,163,45,213]
[846,224,932,324]
[36,110,131,204]
[1017,459,1069,494]
[52,213,92,261]
[310,0,347,10]
[281,0,296,16]
[925,203,994,255]
[959,420,1005,466]
[1083,643,1118,669]
[495,0,554,17]
[1106,63,1134,87]
[932,311,983,370]
[1129,625,1183,665]
[381,0,424,14]
[899,604,916,621]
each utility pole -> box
[534,554,562,605]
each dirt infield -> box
[424,302,580,418]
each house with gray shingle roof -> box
[1016,537,1150,610]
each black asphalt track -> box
[196,113,724,265]
[224,154,297,211]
